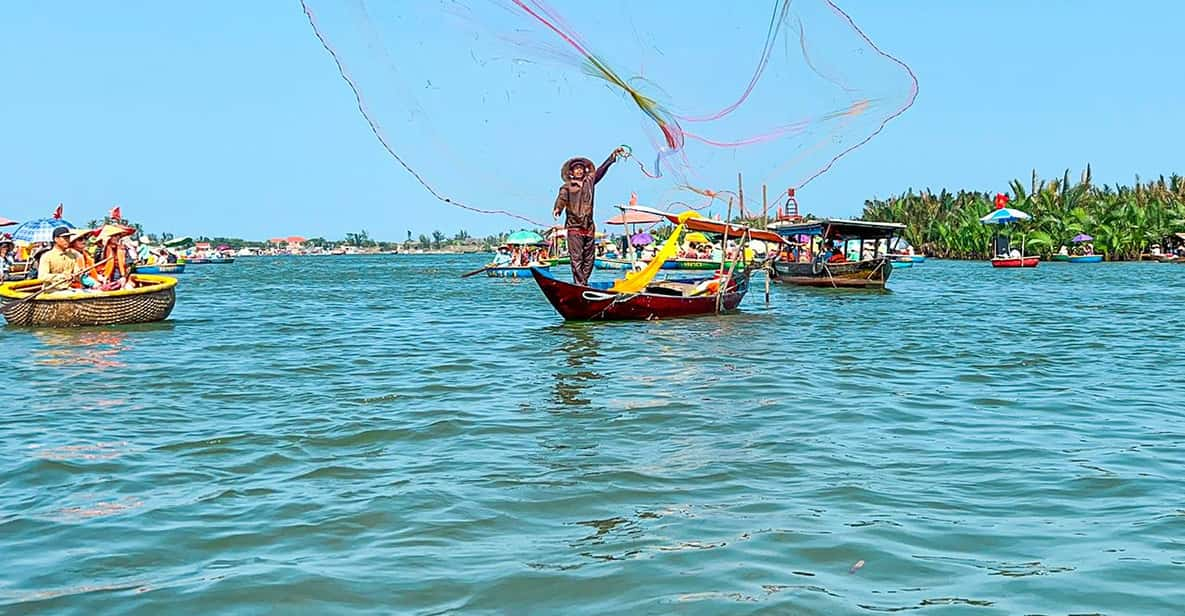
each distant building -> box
[269,236,307,251]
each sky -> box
[1,1,1181,241]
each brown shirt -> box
[553,153,617,230]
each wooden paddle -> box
[460,265,493,278]
[8,256,114,307]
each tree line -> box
[861,168,1185,260]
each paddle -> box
[7,256,114,307]
[460,265,492,279]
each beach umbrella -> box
[630,232,654,246]
[11,217,78,244]
[684,232,710,245]
[606,210,664,225]
[0,216,16,227]
[979,208,1031,225]
[506,230,545,245]
[1071,233,1093,243]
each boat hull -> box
[133,263,186,274]
[594,258,636,270]
[1051,254,1071,262]
[771,258,892,289]
[0,274,177,327]
[891,255,926,264]
[545,257,570,266]
[892,260,913,269]
[187,258,235,265]
[991,257,1040,268]
[1068,255,1103,263]
[487,266,547,278]
[530,268,749,321]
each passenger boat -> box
[133,263,186,274]
[487,265,548,278]
[0,274,177,327]
[187,257,235,265]
[594,257,636,270]
[531,206,784,321]
[768,219,905,289]
[990,256,1040,268]
[1068,255,1103,263]
[531,267,749,321]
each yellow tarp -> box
[610,211,701,293]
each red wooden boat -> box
[530,267,750,321]
[990,256,1040,268]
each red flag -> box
[629,192,638,206]
[994,193,1009,210]
[110,206,121,221]
[52,203,63,219]
[787,188,796,198]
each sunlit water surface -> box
[2,256,1183,614]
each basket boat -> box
[0,274,177,327]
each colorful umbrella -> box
[506,230,545,245]
[684,232,710,244]
[630,232,654,246]
[1071,233,1092,243]
[979,208,1031,225]
[10,217,77,244]
[606,210,664,225]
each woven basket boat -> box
[0,274,177,327]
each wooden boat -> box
[1051,254,1071,262]
[990,256,1040,268]
[594,257,636,270]
[768,219,905,289]
[1068,255,1103,263]
[487,265,548,278]
[0,274,177,327]
[133,263,186,274]
[773,258,893,288]
[665,258,743,271]
[530,267,750,321]
[187,257,235,265]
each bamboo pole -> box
[737,173,745,219]
[762,184,768,229]
[718,198,732,314]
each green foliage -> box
[862,170,1185,260]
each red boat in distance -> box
[990,256,1040,268]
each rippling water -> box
[2,256,1184,614]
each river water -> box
[1,256,1183,614]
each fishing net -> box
[300,0,917,223]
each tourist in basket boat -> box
[0,236,14,281]
[552,147,626,286]
[36,227,83,290]
[69,231,100,289]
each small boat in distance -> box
[187,257,235,265]
[1068,255,1103,263]
[990,256,1040,268]
[133,263,186,274]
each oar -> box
[8,257,113,307]
[460,264,493,279]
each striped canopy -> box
[10,217,77,244]
[979,208,1031,225]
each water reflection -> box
[31,330,132,371]
[546,323,604,408]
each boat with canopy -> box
[768,219,905,289]
[531,207,785,321]
[981,195,1039,268]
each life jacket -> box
[102,241,128,281]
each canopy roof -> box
[0,217,16,227]
[768,218,905,240]
[606,209,664,225]
[623,206,787,244]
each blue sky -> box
[1,1,1181,240]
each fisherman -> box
[36,227,82,290]
[552,147,626,286]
